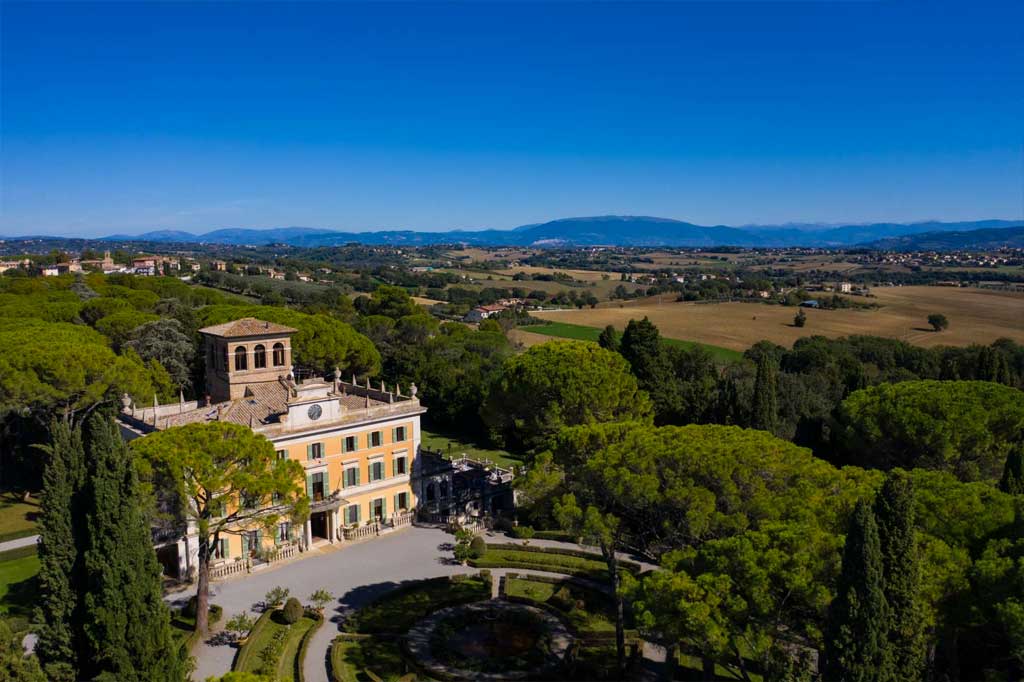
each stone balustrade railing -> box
[344,522,380,541]
[210,558,249,581]
[391,511,415,529]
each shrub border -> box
[232,608,275,672]
[485,543,641,573]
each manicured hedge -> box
[486,543,642,572]
[470,544,640,579]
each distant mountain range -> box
[69,216,1024,249]
[862,225,1024,251]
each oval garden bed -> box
[235,606,322,682]
[405,601,572,681]
[330,574,491,682]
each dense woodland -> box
[1,269,1023,681]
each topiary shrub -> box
[511,525,534,540]
[469,536,487,559]
[282,597,303,624]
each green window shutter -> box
[306,475,314,499]
[356,505,362,523]
[391,428,396,443]
[324,468,331,496]
[392,457,396,477]
[355,466,361,486]
[241,534,249,556]
[306,444,313,460]
[256,529,263,549]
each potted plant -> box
[308,588,333,616]
[224,612,256,646]
[264,586,289,610]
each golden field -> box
[532,286,1024,351]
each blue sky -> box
[2,1,1022,237]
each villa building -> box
[119,317,425,580]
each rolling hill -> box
[93,216,1023,249]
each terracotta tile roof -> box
[198,317,297,338]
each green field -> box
[420,427,524,469]
[518,321,743,363]
[0,545,40,632]
[0,493,39,543]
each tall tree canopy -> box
[480,340,652,451]
[131,422,308,635]
[196,305,380,377]
[834,380,1024,481]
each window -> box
[307,442,323,460]
[345,504,360,526]
[276,522,291,544]
[392,426,407,442]
[240,490,260,509]
[393,456,407,476]
[370,460,384,482]
[343,436,358,453]
[310,472,325,502]
[213,537,230,560]
[234,345,248,371]
[344,466,360,488]
[272,491,282,506]
[396,492,409,511]
[371,497,386,520]
[272,342,286,366]
[369,431,383,447]
[241,530,260,556]
[276,449,287,460]
[253,344,266,369]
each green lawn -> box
[470,546,631,581]
[504,577,617,632]
[0,545,40,632]
[330,636,410,682]
[519,321,742,363]
[235,609,318,681]
[0,493,39,543]
[344,576,490,635]
[420,428,524,469]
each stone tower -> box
[198,317,297,403]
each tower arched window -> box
[253,344,266,369]
[272,342,286,367]
[234,346,248,371]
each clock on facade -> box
[307,404,322,420]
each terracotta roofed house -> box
[118,317,425,580]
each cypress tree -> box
[750,352,778,433]
[33,419,85,681]
[999,445,1024,495]
[78,412,187,682]
[824,500,893,682]
[598,324,620,353]
[874,472,925,681]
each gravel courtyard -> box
[181,525,474,682]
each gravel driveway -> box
[181,525,472,682]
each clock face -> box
[307,404,322,421]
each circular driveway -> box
[180,525,473,682]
